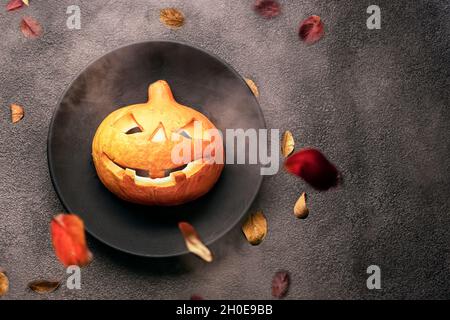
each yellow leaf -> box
[179,222,213,262]
[294,192,309,219]
[242,210,267,245]
[281,130,295,157]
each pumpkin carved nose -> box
[148,80,175,105]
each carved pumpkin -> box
[92,80,224,206]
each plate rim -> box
[47,40,266,258]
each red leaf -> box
[285,148,339,191]
[20,16,42,39]
[254,0,280,19]
[272,271,290,298]
[51,214,93,267]
[6,0,24,11]
[190,294,204,300]
[299,15,324,44]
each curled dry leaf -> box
[160,8,185,29]
[28,280,61,294]
[294,192,309,219]
[272,270,290,298]
[6,0,24,11]
[179,222,213,262]
[285,148,339,191]
[281,130,295,157]
[299,15,324,44]
[10,104,24,123]
[242,210,267,245]
[20,16,42,39]
[0,271,9,297]
[245,78,259,97]
[254,0,280,19]
[51,214,93,267]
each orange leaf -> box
[51,214,93,267]
[178,222,213,262]
[10,104,24,123]
[20,16,42,39]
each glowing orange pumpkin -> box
[92,80,224,206]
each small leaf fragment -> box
[6,0,24,11]
[160,8,185,29]
[190,294,204,300]
[28,280,61,294]
[245,78,259,97]
[179,222,213,262]
[10,104,24,123]
[254,0,280,19]
[22,0,29,6]
[0,271,9,297]
[281,130,295,157]
[272,271,290,298]
[51,213,93,267]
[285,148,339,191]
[294,192,309,219]
[242,210,267,245]
[299,15,324,44]
[20,16,43,39]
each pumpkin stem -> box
[148,80,175,104]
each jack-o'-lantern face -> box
[92,80,224,206]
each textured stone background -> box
[1,0,450,300]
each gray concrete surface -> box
[1,0,450,299]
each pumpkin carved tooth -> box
[92,80,224,206]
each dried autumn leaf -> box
[281,130,295,157]
[6,0,24,11]
[272,271,290,298]
[299,15,324,44]
[0,271,9,297]
[254,0,280,19]
[179,222,213,262]
[10,104,24,123]
[245,78,259,97]
[285,148,339,191]
[28,280,61,294]
[294,192,309,219]
[242,210,267,245]
[160,8,185,29]
[20,16,42,39]
[51,214,93,267]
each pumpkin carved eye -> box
[113,113,144,134]
[125,127,143,135]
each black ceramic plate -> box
[48,41,265,257]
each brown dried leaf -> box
[28,280,61,294]
[272,270,290,298]
[179,222,213,262]
[245,78,259,97]
[294,192,309,219]
[20,16,42,39]
[160,8,185,29]
[0,271,9,297]
[281,130,295,157]
[242,210,267,245]
[10,104,24,123]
